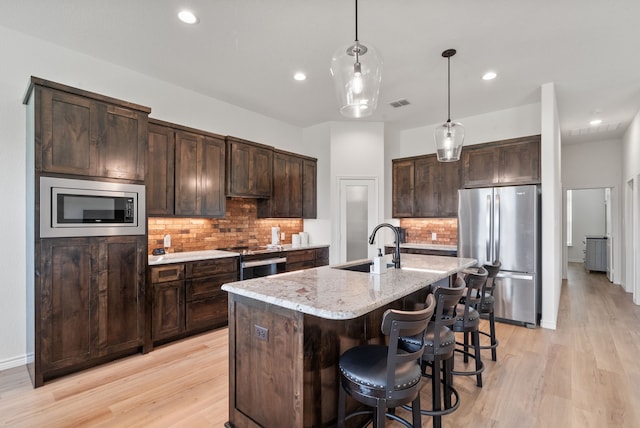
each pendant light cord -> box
[355,0,359,42]
[447,55,451,123]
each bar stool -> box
[478,261,501,361]
[451,266,488,387]
[337,295,436,428]
[399,277,466,428]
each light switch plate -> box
[432,232,437,241]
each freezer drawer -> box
[493,272,539,326]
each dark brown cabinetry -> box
[147,119,226,217]
[258,150,317,218]
[37,236,146,385]
[33,77,149,180]
[285,247,330,272]
[462,135,541,188]
[150,257,238,346]
[392,154,460,218]
[226,136,273,198]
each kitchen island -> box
[222,254,476,428]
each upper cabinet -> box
[147,119,226,218]
[392,154,460,218]
[462,135,541,188]
[30,77,149,181]
[257,150,317,218]
[225,136,273,198]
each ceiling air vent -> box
[389,99,410,108]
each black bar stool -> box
[399,277,466,428]
[478,260,501,361]
[451,266,488,387]
[337,295,436,428]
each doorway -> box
[338,177,378,263]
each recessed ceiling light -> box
[482,71,497,81]
[590,119,602,126]
[178,10,198,24]
[293,72,307,81]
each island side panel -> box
[228,294,304,428]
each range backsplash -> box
[399,218,457,245]
[148,198,303,254]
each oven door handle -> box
[241,257,287,269]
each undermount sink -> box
[332,261,395,272]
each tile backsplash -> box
[399,218,458,245]
[148,198,303,254]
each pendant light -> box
[434,49,464,162]
[330,0,382,118]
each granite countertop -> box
[385,243,458,251]
[147,244,330,266]
[148,249,240,266]
[221,253,476,320]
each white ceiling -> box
[2,0,640,144]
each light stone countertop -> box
[221,253,476,320]
[148,249,240,266]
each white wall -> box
[567,189,606,262]
[621,109,640,302]
[540,82,563,330]
[562,138,622,280]
[0,25,312,370]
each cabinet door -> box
[147,123,175,215]
[272,153,303,217]
[174,130,200,215]
[200,136,226,217]
[95,102,147,181]
[39,88,97,176]
[315,247,329,266]
[498,138,540,184]
[414,156,439,217]
[40,238,98,371]
[152,280,185,341]
[302,159,317,219]
[226,139,273,197]
[392,160,415,217]
[438,159,461,217]
[99,236,145,354]
[462,146,499,187]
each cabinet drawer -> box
[150,264,185,283]
[186,257,238,278]
[186,295,228,331]
[286,249,316,264]
[186,272,238,301]
[286,260,316,272]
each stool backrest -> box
[482,260,501,298]
[381,294,436,395]
[461,266,488,325]
[430,277,466,352]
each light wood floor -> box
[1,263,639,427]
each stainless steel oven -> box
[40,176,145,238]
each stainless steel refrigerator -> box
[457,185,541,327]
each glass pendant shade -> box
[434,120,465,162]
[330,41,383,118]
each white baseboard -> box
[540,320,557,330]
[0,354,27,371]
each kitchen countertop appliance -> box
[457,185,541,327]
[218,246,286,280]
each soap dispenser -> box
[372,248,387,274]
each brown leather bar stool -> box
[451,266,487,387]
[477,261,501,361]
[337,295,436,428]
[399,278,466,428]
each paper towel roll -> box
[299,231,309,246]
[271,227,280,245]
[292,233,301,248]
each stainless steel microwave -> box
[40,176,146,238]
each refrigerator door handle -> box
[486,194,492,262]
[496,272,534,281]
[495,193,500,262]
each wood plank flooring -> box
[1,263,639,427]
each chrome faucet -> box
[368,223,401,269]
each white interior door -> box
[338,178,377,263]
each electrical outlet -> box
[164,234,171,248]
[255,324,269,341]
[432,232,437,241]
[281,232,285,241]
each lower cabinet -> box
[285,247,330,272]
[150,256,239,345]
[36,236,146,386]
